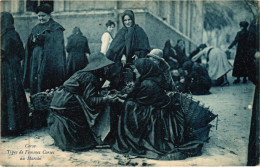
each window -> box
[26,0,53,12]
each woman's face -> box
[37,11,50,24]
[123,15,133,28]
[177,41,185,50]
[107,24,115,33]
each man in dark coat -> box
[23,4,67,95]
[106,10,151,89]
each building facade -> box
[1,0,204,53]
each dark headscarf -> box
[240,21,249,29]
[72,26,82,35]
[121,10,135,27]
[134,58,161,82]
[1,12,15,36]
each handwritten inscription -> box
[6,144,55,161]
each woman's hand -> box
[132,55,138,60]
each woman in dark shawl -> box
[163,40,180,70]
[66,27,90,78]
[228,21,250,84]
[112,58,216,160]
[173,39,190,66]
[1,12,29,136]
[106,10,151,89]
[147,49,175,91]
[183,61,212,95]
[23,4,66,95]
[48,52,120,151]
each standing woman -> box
[1,12,29,136]
[106,10,151,89]
[66,27,90,78]
[228,21,249,84]
[101,20,115,55]
[23,4,66,95]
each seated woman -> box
[147,49,175,91]
[163,40,180,70]
[48,52,119,151]
[192,44,233,86]
[112,58,216,160]
[173,39,190,66]
[182,61,212,95]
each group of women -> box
[3,2,254,160]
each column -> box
[174,1,180,30]
[54,0,65,12]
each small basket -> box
[30,91,54,111]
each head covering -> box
[147,49,163,58]
[177,39,184,44]
[1,12,15,36]
[35,3,53,14]
[240,21,249,28]
[182,61,193,73]
[82,52,114,71]
[134,58,161,81]
[199,44,207,50]
[121,10,135,27]
[72,27,82,35]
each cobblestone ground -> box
[0,71,256,166]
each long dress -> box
[66,33,90,78]
[228,28,249,77]
[23,18,67,95]
[48,70,113,151]
[1,12,29,136]
[112,58,216,160]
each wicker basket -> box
[30,91,54,111]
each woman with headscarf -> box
[66,27,90,78]
[23,3,66,95]
[48,52,120,151]
[192,44,233,86]
[173,39,190,66]
[1,12,29,136]
[106,10,151,89]
[147,49,175,91]
[163,40,180,70]
[112,58,216,160]
[228,21,250,84]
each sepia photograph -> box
[0,0,259,166]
